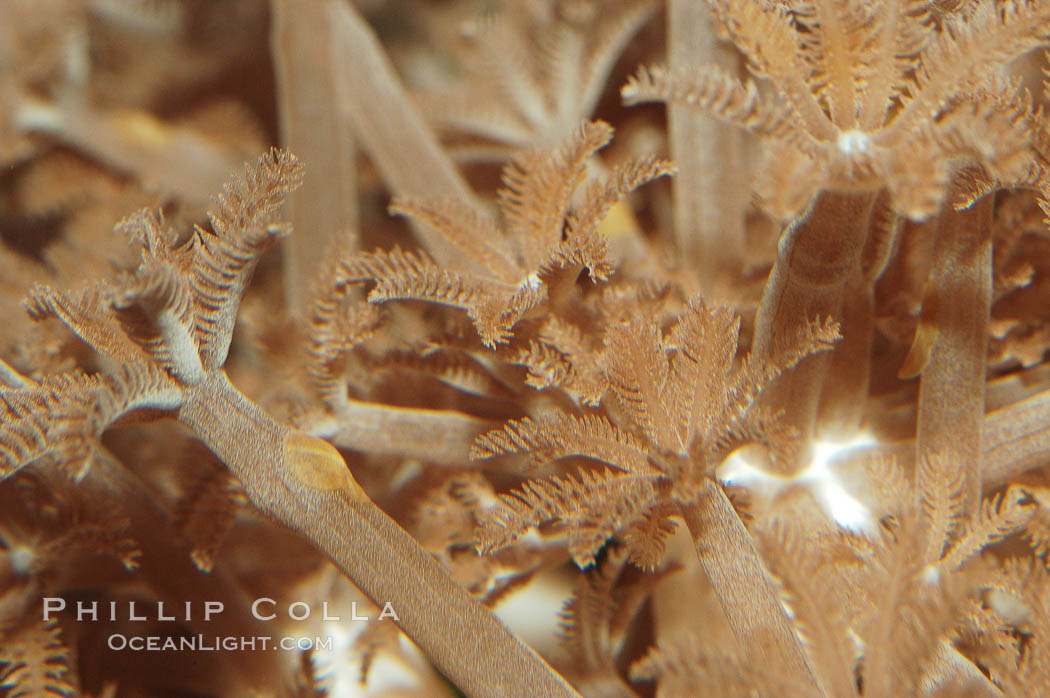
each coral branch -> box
[679,480,825,696]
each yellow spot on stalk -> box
[597,199,640,241]
[114,110,173,149]
[283,431,366,498]
[899,318,939,380]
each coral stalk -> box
[326,0,483,268]
[179,373,578,698]
[680,480,824,696]
[916,195,993,518]
[666,0,746,289]
[271,0,359,311]
[753,191,876,455]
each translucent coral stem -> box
[302,398,493,466]
[271,0,359,311]
[180,373,578,698]
[916,194,993,519]
[819,201,898,437]
[680,480,825,697]
[326,1,483,269]
[753,191,876,458]
[983,387,1050,488]
[667,0,747,290]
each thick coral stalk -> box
[302,398,493,466]
[271,0,358,311]
[667,0,747,290]
[753,191,876,456]
[816,271,875,437]
[326,0,483,268]
[983,387,1050,487]
[179,373,579,698]
[916,194,993,518]
[818,204,898,437]
[680,480,825,697]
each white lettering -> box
[42,598,65,621]
[157,602,174,621]
[204,601,224,621]
[77,601,98,622]
[288,601,310,620]
[378,602,399,621]
[252,598,276,621]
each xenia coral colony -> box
[3,1,1050,697]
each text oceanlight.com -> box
[107,634,335,652]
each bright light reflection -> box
[718,432,879,533]
[312,609,424,697]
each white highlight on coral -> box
[920,564,942,586]
[310,613,425,698]
[8,544,35,576]
[13,98,64,133]
[718,432,878,533]
[493,567,572,655]
[522,272,543,291]
[806,434,877,531]
[837,129,872,156]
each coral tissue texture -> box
[5,1,1050,697]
